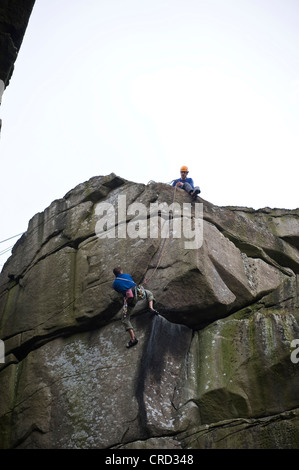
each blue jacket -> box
[172,177,194,189]
[112,273,136,296]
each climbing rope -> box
[142,184,177,285]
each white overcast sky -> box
[0,0,299,268]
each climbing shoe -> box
[126,338,138,348]
[149,308,159,315]
[191,188,201,200]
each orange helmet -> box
[180,165,189,172]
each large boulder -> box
[0,174,298,449]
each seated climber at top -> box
[172,165,201,200]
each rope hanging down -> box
[142,184,177,285]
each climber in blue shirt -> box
[172,165,201,200]
[112,267,158,349]
[112,271,136,295]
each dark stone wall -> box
[0,0,35,86]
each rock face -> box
[0,0,35,86]
[0,0,35,134]
[0,174,299,449]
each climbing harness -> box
[134,285,146,300]
[114,277,147,315]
